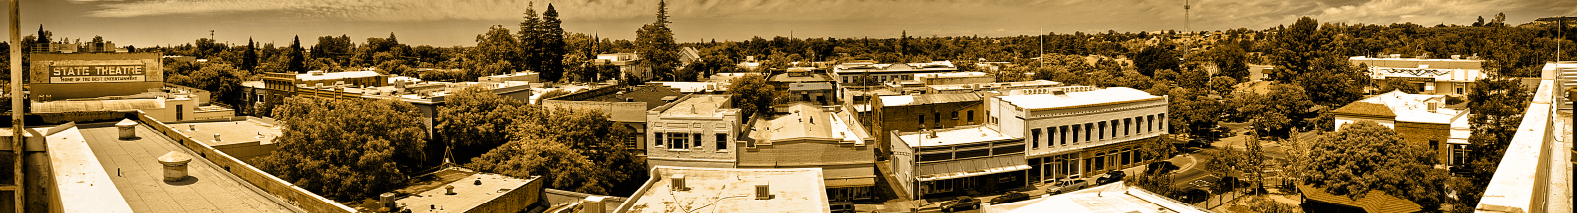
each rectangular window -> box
[655,133,665,147]
[1147,115,1155,132]
[669,133,689,149]
[934,113,941,124]
[951,111,959,119]
[1121,151,1131,165]
[1048,127,1057,147]
[919,115,926,127]
[1072,125,1081,143]
[1098,121,1106,140]
[1060,126,1069,145]
[717,133,729,150]
[1110,119,1119,137]
[693,134,703,148]
[1031,128,1041,149]
[1124,118,1132,136]
[1084,123,1093,142]
[967,111,975,123]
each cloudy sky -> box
[4,0,1575,47]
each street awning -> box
[916,155,1030,182]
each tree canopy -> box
[436,85,541,165]
[726,74,777,119]
[1302,121,1449,209]
[256,97,428,201]
[466,107,645,195]
[635,0,679,81]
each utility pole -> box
[210,30,215,41]
[8,0,24,211]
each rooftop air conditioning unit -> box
[671,174,688,191]
[756,184,772,200]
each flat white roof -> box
[896,125,1016,147]
[296,70,380,81]
[983,182,1208,213]
[1360,90,1464,124]
[997,87,1160,110]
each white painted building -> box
[987,87,1169,183]
[645,94,742,168]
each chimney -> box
[671,174,687,191]
[756,184,772,200]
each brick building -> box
[1332,90,1469,166]
[871,93,984,154]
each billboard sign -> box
[49,65,147,83]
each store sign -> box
[49,65,147,83]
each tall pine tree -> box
[540,4,567,82]
[635,0,679,81]
[518,2,542,75]
[242,38,259,73]
[287,36,306,73]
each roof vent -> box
[444,185,456,195]
[1428,102,1439,113]
[474,178,482,185]
[756,184,772,200]
[671,174,688,191]
[213,134,221,143]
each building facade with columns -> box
[987,87,1169,183]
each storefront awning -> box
[916,155,1030,182]
[825,177,877,188]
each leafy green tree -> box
[1208,76,1238,96]
[241,38,258,73]
[539,4,568,82]
[471,25,521,79]
[1303,121,1449,209]
[467,107,644,195]
[1134,44,1179,77]
[257,97,428,201]
[1270,17,1325,82]
[1296,54,1368,107]
[185,63,246,108]
[1231,83,1313,139]
[635,0,679,81]
[436,86,539,164]
[1211,44,1250,81]
[726,74,776,119]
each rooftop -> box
[582,85,686,110]
[395,173,536,213]
[658,95,736,118]
[1296,184,1421,213]
[1338,90,1464,124]
[895,125,1016,147]
[996,87,1162,110]
[170,119,281,147]
[296,70,381,81]
[982,182,1208,213]
[620,166,829,213]
[751,104,862,144]
[878,93,982,107]
[33,98,167,113]
[76,123,302,212]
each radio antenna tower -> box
[1184,0,1191,57]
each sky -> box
[3,0,1575,47]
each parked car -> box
[940,196,980,212]
[1095,170,1127,185]
[989,192,1032,204]
[1045,178,1088,195]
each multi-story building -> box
[546,84,686,155]
[645,94,741,168]
[988,87,1169,183]
[769,67,839,105]
[1349,55,1486,96]
[889,125,1028,200]
[740,103,875,202]
[832,61,959,87]
[871,93,984,153]
[1332,90,1470,166]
